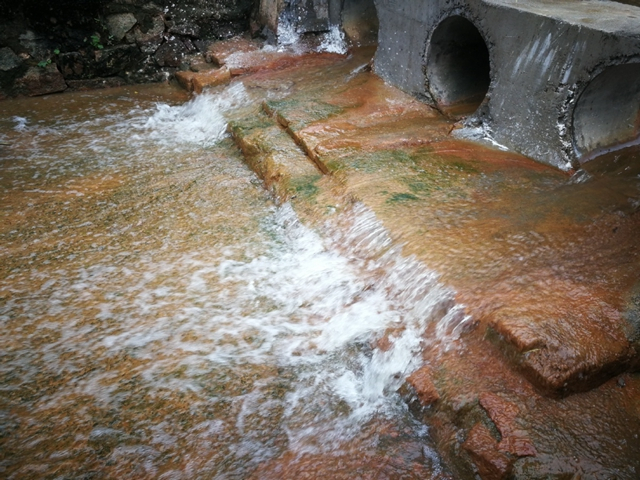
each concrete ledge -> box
[226,52,640,476]
[228,111,322,203]
[374,0,640,169]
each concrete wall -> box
[374,0,640,169]
[258,0,378,44]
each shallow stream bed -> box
[0,84,456,479]
[2,48,640,479]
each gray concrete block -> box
[374,0,640,170]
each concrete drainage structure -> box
[573,62,640,159]
[256,0,379,45]
[374,0,640,170]
[425,15,491,116]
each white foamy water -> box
[0,84,454,478]
[319,25,348,55]
[142,83,251,148]
[276,14,302,51]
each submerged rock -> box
[405,366,440,407]
[462,423,513,480]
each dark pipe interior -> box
[342,0,379,46]
[425,15,490,116]
[573,63,640,161]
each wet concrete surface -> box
[374,0,640,169]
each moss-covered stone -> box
[386,192,419,203]
[264,98,344,130]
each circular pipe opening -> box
[573,63,640,161]
[425,16,490,116]
[341,0,379,46]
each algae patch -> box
[386,192,420,204]
[291,175,322,201]
[264,99,344,129]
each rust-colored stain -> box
[2,45,639,479]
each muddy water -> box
[0,85,457,478]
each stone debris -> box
[406,366,440,407]
[478,392,537,458]
[131,15,165,54]
[14,64,67,96]
[0,47,22,71]
[462,423,513,480]
[0,0,257,98]
[106,13,137,42]
[154,39,190,68]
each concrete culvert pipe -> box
[341,0,379,46]
[573,63,640,161]
[425,15,490,116]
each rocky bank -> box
[0,0,255,99]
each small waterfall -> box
[275,2,347,55]
[142,83,251,148]
[319,25,348,54]
[177,199,464,464]
[130,86,468,440]
[276,14,302,50]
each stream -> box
[0,83,455,479]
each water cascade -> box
[0,83,459,478]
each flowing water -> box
[0,84,457,478]
[3,43,640,478]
